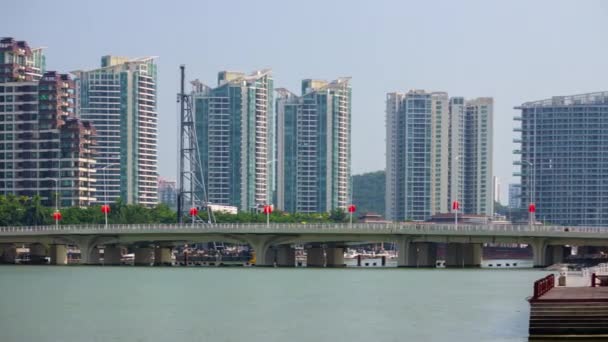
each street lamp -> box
[101,163,119,228]
[521,160,535,226]
[44,178,60,228]
[264,159,277,227]
[453,155,463,226]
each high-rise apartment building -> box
[514,92,608,226]
[493,176,501,204]
[0,38,96,207]
[508,183,522,210]
[385,90,493,221]
[385,90,450,221]
[158,178,177,210]
[192,70,273,211]
[462,98,494,215]
[73,56,158,206]
[275,78,352,213]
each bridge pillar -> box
[154,246,173,266]
[530,239,547,268]
[50,244,68,265]
[0,244,17,264]
[408,242,438,267]
[72,236,101,265]
[306,247,325,267]
[397,238,411,267]
[103,245,123,265]
[546,245,566,265]
[244,236,276,266]
[29,243,48,264]
[445,243,481,268]
[326,247,345,267]
[134,247,154,266]
[276,245,295,267]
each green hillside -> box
[352,170,385,217]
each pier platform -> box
[529,274,608,340]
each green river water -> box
[0,266,549,342]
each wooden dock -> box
[529,274,608,339]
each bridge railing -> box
[0,222,607,235]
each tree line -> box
[0,194,351,226]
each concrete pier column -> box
[530,239,547,268]
[408,242,438,267]
[0,244,17,264]
[445,243,481,268]
[445,244,462,267]
[50,245,68,265]
[325,247,345,267]
[546,245,565,265]
[103,245,122,265]
[465,243,482,267]
[276,245,295,267]
[72,236,101,265]
[243,235,276,266]
[154,246,173,266]
[397,238,411,267]
[306,247,325,267]
[29,244,48,264]
[134,247,154,266]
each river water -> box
[0,266,548,342]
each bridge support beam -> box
[72,236,101,265]
[307,247,325,267]
[397,238,411,267]
[545,245,566,266]
[445,243,481,268]
[276,245,295,267]
[29,243,48,264]
[530,239,547,268]
[50,244,68,265]
[154,246,173,266]
[134,247,154,266]
[408,242,438,267]
[244,236,276,266]
[325,247,345,267]
[0,244,17,264]
[103,245,122,265]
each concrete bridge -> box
[0,223,607,268]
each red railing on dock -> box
[533,274,555,299]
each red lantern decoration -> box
[348,204,356,213]
[101,204,111,214]
[52,211,62,221]
[452,200,459,210]
[189,207,198,216]
[528,203,536,213]
[263,205,273,215]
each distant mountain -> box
[352,170,385,217]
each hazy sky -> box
[5,0,608,203]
